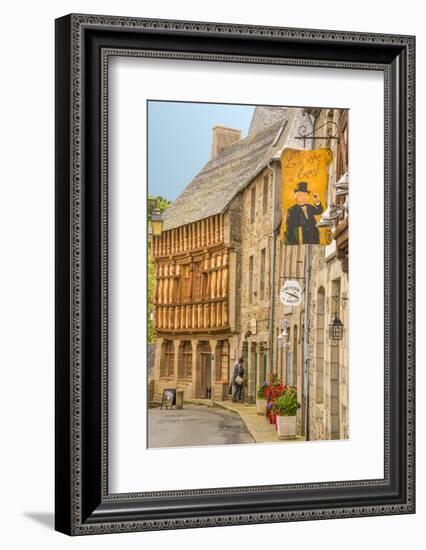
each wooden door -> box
[200,352,212,398]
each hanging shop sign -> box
[280,280,303,306]
[280,147,333,246]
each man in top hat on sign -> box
[284,181,324,245]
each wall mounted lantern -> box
[329,314,344,341]
[150,208,164,237]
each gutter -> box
[302,244,312,440]
[267,161,278,382]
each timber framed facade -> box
[152,213,233,401]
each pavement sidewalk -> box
[187,399,304,444]
[215,401,278,443]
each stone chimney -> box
[211,125,241,160]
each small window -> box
[250,186,256,224]
[262,176,269,214]
[161,340,175,378]
[260,248,266,300]
[249,255,254,304]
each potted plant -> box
[272,386,298,439]
[264,376,286,422]
[256,383,268,415]
[264,378,285,403]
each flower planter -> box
[256,398,267,415]
[276,415,297,439]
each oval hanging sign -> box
[280,280,303,306]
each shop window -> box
[179,341,192,378]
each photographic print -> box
[147,100,348,448]
[55,16,415,534]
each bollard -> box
[175,390,184,410]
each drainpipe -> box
[268,162,277,382]
[303,244,312,440]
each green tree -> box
[147,195,171,343]
[148,195,171,218]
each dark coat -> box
[231,363,244,385]
[284,202,323,245]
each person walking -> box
[231,357,245,403]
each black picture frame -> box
[55,14,415,535]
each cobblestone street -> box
[148,404,254,448]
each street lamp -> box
[328,314,344,341]
[277,319,290,349]
[150,208,164,237]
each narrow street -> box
[148,404,254,448]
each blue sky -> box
[148,101,255,201]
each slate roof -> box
[162,107,290,231]
[248,106,288,136]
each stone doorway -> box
[196,341,212,399]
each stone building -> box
[273,107,349,440]
[238,108,314,403]
[151,104,349,442]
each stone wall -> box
[238,167,275,402]
[272,108,349,441]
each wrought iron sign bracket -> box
[295,121,340,148]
